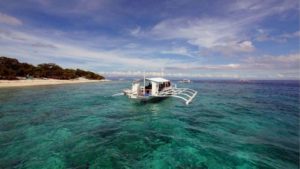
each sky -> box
[0,0,299,79]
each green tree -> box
[62,69,77,79]
[0,56,105,80]
[36,63,63,78]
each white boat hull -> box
[123,87,197,105]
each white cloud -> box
[256,30,300,43]
[161,47,196,57]
[130,26,142,37]
[0,12,22,26]
[151,18,236,48]
[123,43,139,49]
[0,28,184,71]
[1,28,298,79]
[165,63,241,71]
[162,53,300,79]
[149,17,255,54]
[131,0,297,55]
[195,63,241,70]
[101,70,241,79]
[238,41,254,51]
[243,53,300,70]
[230,1,264,11]
[280,31,300,39]
[228,0,297,17]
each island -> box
[0,56,106,87]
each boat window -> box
[145,82,152,89]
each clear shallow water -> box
[0,80,299,169]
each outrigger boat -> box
[122,77,197,105]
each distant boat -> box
[179,79,192,83]
[121,76,197,105]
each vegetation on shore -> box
[0,56,104,80]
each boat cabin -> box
[132,77,172,97]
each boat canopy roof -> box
[146,77,170,83]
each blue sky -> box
[0,0,299,79]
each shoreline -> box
[0,79,110,88]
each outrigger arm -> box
[159,88,197,105]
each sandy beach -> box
[0,78,109,88]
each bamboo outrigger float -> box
[121,76,197,105]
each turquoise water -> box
[0,80,299,169]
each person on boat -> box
[145,83,152,89]
[145,82,152,94]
